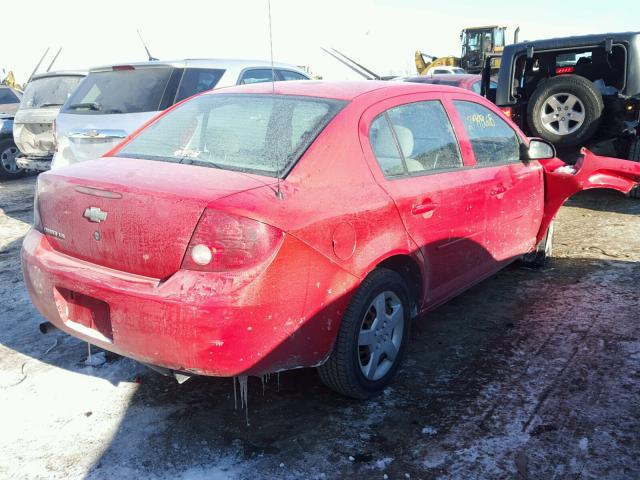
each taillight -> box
[181,209,284,272]
[33,181,43,233]
[52,119,57,152]
[555,66,575,75]
[499,107,513,118]
[112,65,135,71]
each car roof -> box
[403,74,480,83]
[89,58,305,73]
[205,80,473,101]
[31,70,88,80]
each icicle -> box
[238,375,249,426]
[87,343,92,364]
[261,373,271,396]
[277,372,280,392]
[233,377,238,410]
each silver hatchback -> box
[52,58,310,169]
[14,71,86,171]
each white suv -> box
[52,58,310,169]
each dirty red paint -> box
[21,81,640,378]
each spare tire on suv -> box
[526,75,604,149]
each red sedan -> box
[21,81,640,399]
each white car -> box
[425,66,466,76]
[52,59,310,169]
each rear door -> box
[450,97,544,262]
[361,93,487,305]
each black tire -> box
[521,222,554,268]
[318,268,411,399]
[629,139,640,199]
[527,75,604,149]
[0,138,25,180]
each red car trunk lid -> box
[37,157,274,278]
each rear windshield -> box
[116,94,346,178]
[61,67,173,114]
[21,75,84,109]
[0,88,20,104]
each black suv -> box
[482,32,640,162]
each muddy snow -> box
[1,176,639,479]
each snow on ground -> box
[1,176,639,479]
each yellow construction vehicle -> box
[1,70,21,90]
[416,25,518,75]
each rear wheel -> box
[527,75,603,149]
[318,268,411,399]
[0,139,25,180]
[522,222,554,268]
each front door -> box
[450,98,544,263]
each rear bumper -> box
[21,229,358,377]
[16,155,52,171]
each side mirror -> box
[521,138,556,161]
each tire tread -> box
[318,268,408,399]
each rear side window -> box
[370,116,404,176]
[0,88,20,104]
[175,68,225,102]
[454,100,520,165]
[116,94,345,178]
[239,69,276,85]
[20,75,84,109]
[279,70,308,81]
[370,100,462,177]
[61,67,173,114]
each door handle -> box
[411,201,438,216]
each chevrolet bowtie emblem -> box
[83,206,108,223]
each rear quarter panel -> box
[210,96,416,320]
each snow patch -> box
[375,457,394,469]
[421,426,437,435]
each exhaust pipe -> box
[514,27,521,44]
[142,362,192,384]
[39,321,59,334]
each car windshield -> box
[116,94,346,178]
[61,67,173,114]
[21,75,84,109]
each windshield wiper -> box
[39,103,64,108]
[67,102,102,111]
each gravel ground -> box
[1,175,639,480]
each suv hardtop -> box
[52,58,310,169]
[482,31,640,161]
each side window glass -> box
[454,100,520,165]
[386,101,462,173]
[175,68,225,103]
[239,69,276,85]
[369,115,405,177]
[279,70,308,81]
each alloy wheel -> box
[358,291,404,381]
[0,145,20,173]
[539,93,585,136]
